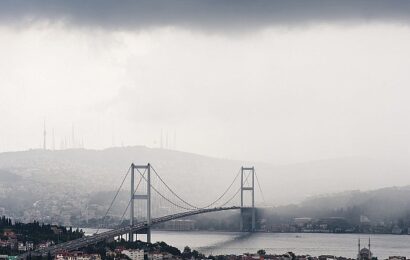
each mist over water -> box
[152,231,410,259]
[82,229,410,259]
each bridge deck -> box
[19,206,240,259]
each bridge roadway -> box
[19,206,240,259]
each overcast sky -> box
[1,0,410,164]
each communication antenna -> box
[52,128,55,150]
[173,131,176,149]
[72,124,75,148]
[43,120,47,150]
[160,128,163,149]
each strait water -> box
[81,229,410,259]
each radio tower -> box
[43,120,47,150]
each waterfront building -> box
[318,255,336,260]
[392,225,402,234]
[388,257,406,260]
[293,218,312,227]
[163,219,195,231]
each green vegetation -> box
[82,239,183,260]
[182,246,203,259]
[257,249,266,256]
[0,216,84,256]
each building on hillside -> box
[105,249,115,259]
[114,246,126,254]
[2,230,16,239]
[122,249,144,260]
[0,240,11,248]
[161,253,174,259]
[147,252,164,260]
[17,242,26,252]
[26,242,34,251]
[7,239,17,250]
[55,251,101,260]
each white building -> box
[18,242,26,252]
[148,253,164,260]
[122,249,145,260]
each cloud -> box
[1,0,410,31]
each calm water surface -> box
[82,229,410,259]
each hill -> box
[1,146,410,226]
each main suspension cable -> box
[150,166,243,209]
[150,166,200,209]
[96,165,131,234]
[255,170,266,204]
[118,168,146,225]
[137,169,193,210]
[200,168,241,208]
[219,169,252,207]
[117,164,253,229]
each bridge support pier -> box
[129,163,151,243]
[240,166,256,232]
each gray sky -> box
[1,0,410,164]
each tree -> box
[192,250,200,259]
[183,246,191,254]
[182,246,192,259]
[257,249,266,256]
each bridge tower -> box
[129,163,151,243]
[240,166,256,232]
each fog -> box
[1,1,410,167]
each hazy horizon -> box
[0,144,395,167]
[1,145,410,207]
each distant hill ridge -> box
[0,146,410,206]
[266,186,410,224]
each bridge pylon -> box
[240,166,256,232]
[129,163,151,243]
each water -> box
[81,229,410,259]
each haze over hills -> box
[0,146,410,225]
[192,185,410,232]
[265,186,410,223]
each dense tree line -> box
[0,216,84,255]
[83,239,185,260]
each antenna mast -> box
[43,120,46,150]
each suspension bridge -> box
[19,163,265,258]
